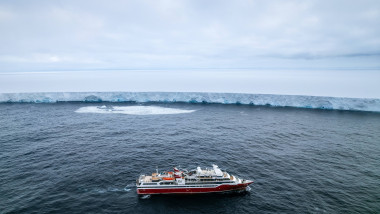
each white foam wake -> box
[75,105,196,115]
[1,92,380,112]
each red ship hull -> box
[137,182,253,195]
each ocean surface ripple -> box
[0,103,379,213]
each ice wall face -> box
[1,92,380,112]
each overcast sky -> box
[0,0,379,71]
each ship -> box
[136,164,253,195]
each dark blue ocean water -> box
[1,103,379,213]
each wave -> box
[0,92,379,112]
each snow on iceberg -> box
[0,92,379,112]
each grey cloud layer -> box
[0,0,379,70]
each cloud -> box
[0,0,379,71]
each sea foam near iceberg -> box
[0,92,379,112]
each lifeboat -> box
[163,177,174,180]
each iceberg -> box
[75,106,196,115]
[0,92,379,112]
